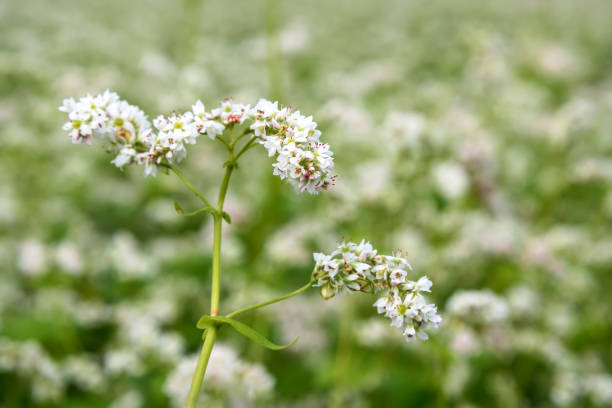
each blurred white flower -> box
[108,232,154,280]
[533,44,583,78]
[0,340,65,402]
[383,111,426,150]
[583,374,612,406]
[320,99,374,137]
[54,241,83,275]
[446,290,509,324]
[204,343,241,388]
[507,286,540,319]
[18,239,47,276]
[271,295,332,352]
[109,390,143,408]
[164,354,198,407]
[432,162,470,200]
[444,361,471,397]
[280,23,310,54]
[104,348,144,377]
[63,355,106,393]
[354,318,399,347]
[266,218,332,264]
[239,362,275,399]
[164,343,275,407]
[451,328,480,356]
[139,51,176,78]
[552,372,580,407]
[355,161,391,200]
[157,332,185,363]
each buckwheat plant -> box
[60,90,441,407]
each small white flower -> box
[111,147,137,168]
[390,268,407,286]
[403,276,433,293]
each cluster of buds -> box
[60,91,335,193]
[312,240,441,341]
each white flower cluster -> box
[312,240,441,342]
[59,90,151,168]
[248,99,336,194]
[60,92,335,193]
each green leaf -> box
[222,160,239,169]
[222,211,232,224]
[196,315,298,350]
[173,203,215,218]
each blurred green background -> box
[1,0,612,406]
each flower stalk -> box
[226,279,315,319]
[166,164,215,213]
[185,133,235,408]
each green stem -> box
[210,164,234,314]
[234,137,258,161]
[185,141,235,408]
[216,163,234,217]
[216,135,231,151]
[210,214,223,316]
[226,280,314,319]
[232,127,251,147]
[168,164,215,212]
[186,326,217,408]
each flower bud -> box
[319,283,335,300]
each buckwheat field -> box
[1,0,612,407]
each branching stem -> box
[226,279,314,319]
[185,132,235,408]
[167,164,215,212]
[180,124,305,407]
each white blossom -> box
[59,90,150,168]
[61,92,335,193]
[313,240,441,342]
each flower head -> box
[312,240,441,342]
[247,100,336,194]
[59,90,151,168]
[61,92,335,194]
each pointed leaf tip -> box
[196,315,298,350]
[222,211,232,224]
